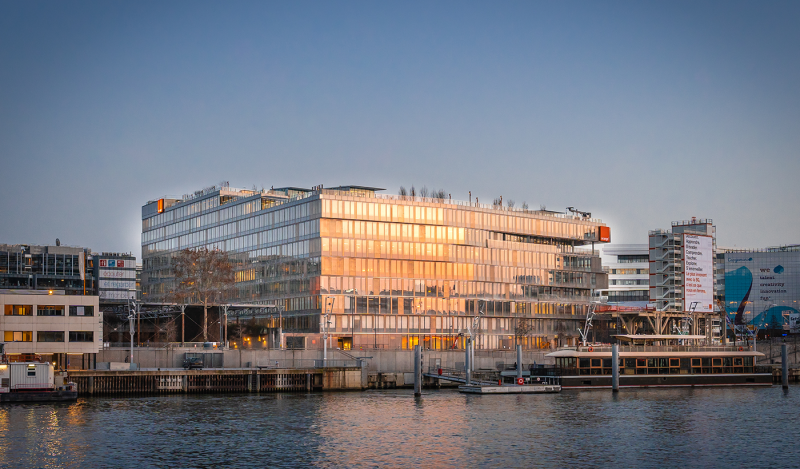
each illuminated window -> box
[3,331,32,342]
[4,305,32,316]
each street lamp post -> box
[345,289,358,349]
[127,293,137,370]
[323,297,334,365]
[221,303,229,349]
[278,303,283,350]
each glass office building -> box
[141,185,610,350]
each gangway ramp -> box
[424,367,497,386]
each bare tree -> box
[171,248,235,342]
[410,185,416,197]
[399,186,407,197]
[522,201,529,210]
[419,185,429,198]
[507,199,515,208]
[434,189,446,200]
[515,318,534,346]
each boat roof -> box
[547,349,765,358]
[615,334,707,341]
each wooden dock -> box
[69,366,365,396]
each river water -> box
[1,386,799,468]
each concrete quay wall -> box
[97,347,551,389]
[98,347,551,372]
[70,367,366,395]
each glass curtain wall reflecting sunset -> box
[141,186,609,350]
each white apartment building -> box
[600,244,650,306]
[1,290,101,369]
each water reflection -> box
[0,387,797,468]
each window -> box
[69,306,94,316]
[712,358,722,367]
[69,331,93,342]
[691,358,701,367]
[38,305,64,316]
[590,358,601,368]
[733,357,743,366]
[636,358,647,367]
[3,331,32,342]
[4,305,32,316]
[669,358,680,367]
[37,331,64,342]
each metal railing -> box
[255,359,361,369]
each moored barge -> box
[0,362,77,402]
[543,343,771,389]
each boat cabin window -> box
[590,358,602,368]
[579,358,590,368]
[669,358,680,368]
[691,358,701,367]
[733,358,743,367]
[636,359,647,368]
[602,358,612,368]
[712,358,722,367]
[625,358,636,368]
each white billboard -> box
[99,269,136,279]
[99,290,136,300]
[99,280,136,290]
[684,234,713,312]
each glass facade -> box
[142,186,610,350]
[0,244,95,294]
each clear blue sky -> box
[1,1,798,257]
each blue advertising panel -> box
[724,250,800,331]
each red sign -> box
[99,260,107,267]
[516,377,524,385]
[599,226,611,243]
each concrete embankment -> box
[96,347,552,389]
[70,366,366,396]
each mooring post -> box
[612,343,619,393]
[516,345,523,382]
[465,338,472,386]
[88,376,94,396]
[414,344,421,396]
[782,343,789,389]
[470,339,475,372]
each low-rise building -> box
[1,290,100,369]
